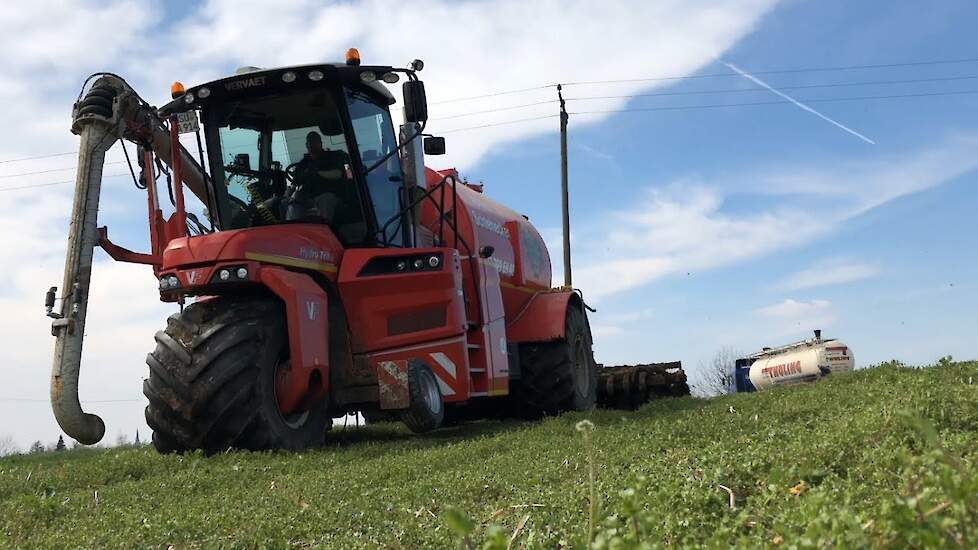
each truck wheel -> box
[401,361,445,433]
[515,304,597,415]
[144,296,330,453]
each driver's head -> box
[305,131,324,154]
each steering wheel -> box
[285,160,305,186]
[226,193,256,227]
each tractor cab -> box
[163,54,433,248]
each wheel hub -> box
[273,359,311,428]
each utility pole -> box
[558,84,572,287]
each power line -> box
[0,151,77,164]
[0,160,127,179]
[426,55,978,105]
[568,89,978,115]
[566,74,978,102]
[437,89,978,134]
[430,100,556,121]
[439,114,559,135]
[0,397,141,403]
[430,75,978,121]
[561,56,978,86]
[429,84,556,106]
[0,172,130,193]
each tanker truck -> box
[47,50,687,453]
[733,330,854,392]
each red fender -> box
[505,290,580,343]
[260,267,328,414]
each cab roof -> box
[160,63,398,115]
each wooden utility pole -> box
[558,84,572,287]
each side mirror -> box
[423,136,445,155]
[402,80,428,123]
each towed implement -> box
[48,50,687,452]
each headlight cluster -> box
[211,266,249,284]
[360,253,443,276]
[396,254,440,272]
[158,275,180,291]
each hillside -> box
[1,360,976,548]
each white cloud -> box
[572,184,825,299]
[588,308,656,339]
[756,298,831,319]
[777,258,879,291]
[135,0,779,168]
[752,298,836,340]
[565,134,978,301]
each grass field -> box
[1,360,976,548]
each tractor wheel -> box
[514,304,597,415]
[401,360,445,433]
[143,296,330,453]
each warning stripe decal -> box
[428,352,458,396]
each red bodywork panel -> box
[162,224,343,276]
[369,335,469,408]
[506,290,577,343]
[337,247,467,354]
[261,268,329,414]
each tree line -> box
[0,431,147,457]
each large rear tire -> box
[514,304,597,415]
[143,296,330,453]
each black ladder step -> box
[469,368,486,374]
[466,343,481,350]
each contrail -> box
[723,62,876,145]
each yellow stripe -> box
[245,252,338,273]
[488,388,509,397]
[499,281,540,294]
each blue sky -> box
[457,0,978,369]
[0,0,975,449]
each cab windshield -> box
[207,87,403,246]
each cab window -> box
[346,89,404,245]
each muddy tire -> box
[143,296,330,453]
[514,304,597,415]
[401,361,445,433]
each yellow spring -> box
[246,183,278,224]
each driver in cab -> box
[287,131,352,221]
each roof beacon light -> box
[346,48,361,66]
[170,81,186,99]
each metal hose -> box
[49,79,122,444]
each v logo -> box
[306,301,317,321]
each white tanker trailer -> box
[735,330,854,392]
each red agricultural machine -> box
[47,50,687,453]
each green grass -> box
[2,360,977,549]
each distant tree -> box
[690,346,741,397]
[28,440,45,454]
[0,435,16,456]
[71,440,83,450]
[55,435,66,451]
[115,433,130,448]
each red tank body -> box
[421,167,553,321]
